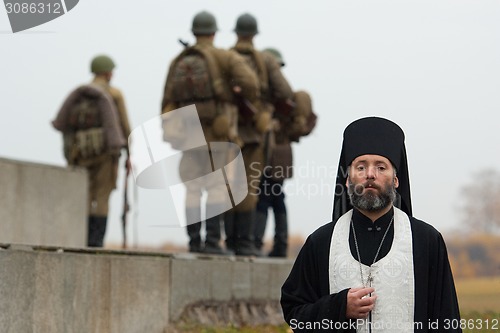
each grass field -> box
[456,277,500,333]
[172,324,291,333]
[455,276,500,313]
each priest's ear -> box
[393,168,399,188]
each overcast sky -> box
[1,0,499,248]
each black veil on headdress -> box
[332,117,412,222]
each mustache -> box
[362,181,381,190]
[351,182,382,194]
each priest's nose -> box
[365,166,376,179]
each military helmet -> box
[264,48,285,67]
[192,11,218,35]
[90,55,115,74]
[234,13,258,36]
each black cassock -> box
[281,208,462,332]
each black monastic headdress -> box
[332,117,412,222]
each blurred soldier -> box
[52,55,131,247]
[224,13,294,256]
[253,48,317,258]
[254,47,292,258]
[161,11,259,254]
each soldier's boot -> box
[268,213,288,258]
[253,209,268,251]
[87,216,107,247]
[186,207,202,253]
[224,210,235,252]
[234,211,261,256]
[204,213,233,255]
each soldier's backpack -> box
[67,89,102,130]
[288,90,317,142]
[164,46,235,147]
[171,48,215,104]
[232,46,269,97]
[64,86,106,162]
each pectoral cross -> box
[367,273,374,287]
[368,272,373,333]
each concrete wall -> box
[0,246,293,332]
[0,158,295,330]
[0,245,171,333]
[169,254,292,323]
[0,158,87,247]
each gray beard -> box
[347,181,397,212]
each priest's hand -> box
[346,287,377,319]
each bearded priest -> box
[281,117,461,332]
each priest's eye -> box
[355,165,366,172]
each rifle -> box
[274,98,296,117]
[178,39,190,48]
[121,157,130,249]
[234,89,259,122]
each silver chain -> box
[351,215,394,287]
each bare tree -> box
[459,169,500,234]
